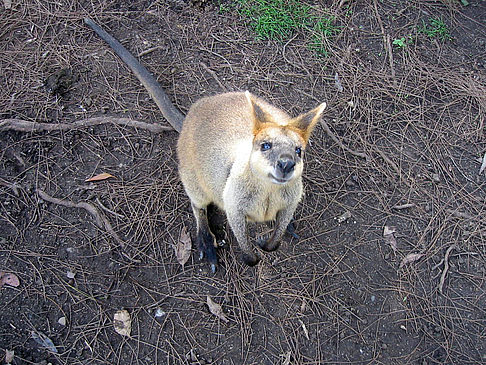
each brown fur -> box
[178,91,326,267]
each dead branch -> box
[37,189,125,247]
[438,244,457,295]
[0,117,173,134]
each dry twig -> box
[37,189,125,247]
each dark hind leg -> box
[207,203,226,246]
[192,204,218,273]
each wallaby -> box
[85,18,326,272]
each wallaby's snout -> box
[276,156,295,176]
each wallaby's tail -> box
[84,18,184,132]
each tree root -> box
[0,117,173,133]
[37,189,125,247]
[438,244,457,295]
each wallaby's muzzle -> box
[276,156,295,175]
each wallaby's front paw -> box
[258,237,281,252]
[242,252,260,266]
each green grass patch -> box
[236,0,340,56]
[237,0,311,40]
[418,17,452,41]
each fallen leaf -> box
[85,172,115,182]
[5,349,14,364]
[114,309,131,337]
[399,253,424,269]
[0,272,20,288]
[207,296,229,323]
[175,226,192,267]
[479,152,486,175]
[298,319,310,340]
[383,226,398,252]
[66,270,76,279]
[31,331,58,353]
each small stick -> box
[200,62,228,92]
[320,119,369,160]
[386,34,398,88]
[375,148,401,177]
[438,244,458,295]
[138,46,161,57]
[392,203,415,210]
[0,117,173,134]
[37,189,125,247]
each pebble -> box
[58,316,66,326]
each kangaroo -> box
[85,18,326,272]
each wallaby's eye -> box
[261,142,272,151]
[295,147,302,157]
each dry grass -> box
[1,0,485,364]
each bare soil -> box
[1,1,485,364]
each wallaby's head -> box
[246,91,326,185]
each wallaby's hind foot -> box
[196,227,218,273]
[192,204,218,273]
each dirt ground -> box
[1,0,485,364]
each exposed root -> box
[37,189,125,247]
[0,117,173,134]
[438,244,457,295]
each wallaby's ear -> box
[245,91,273,135]
[290,102,327,142]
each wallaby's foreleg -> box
[226,210,260,266]
[259,207,296,252]
[192,204,218,273]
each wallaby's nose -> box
[277,158,295,175]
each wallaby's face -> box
[246,91,327,185]
[250,127,305,185]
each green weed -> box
[418,17,452,41]
[392,37,406,48]
[392,36,412,49]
